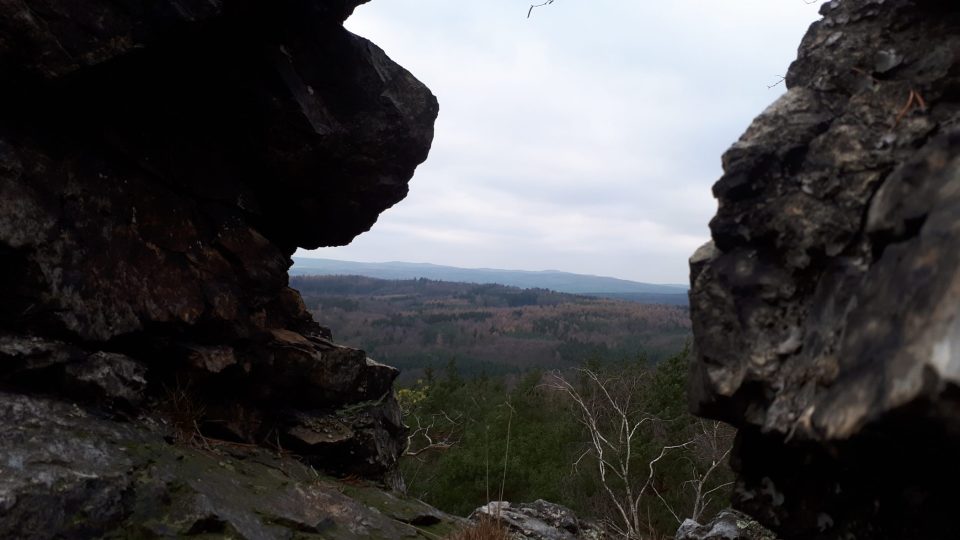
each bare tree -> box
[546,368,733,538]
[684,419,734,523]
[405,410,463,457]
[399,399,464,497]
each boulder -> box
[677,510,779,540]
[471,500,604,540]
[689,0,960,538]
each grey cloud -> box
[301,1,825,284]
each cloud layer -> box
[300,0,825,283]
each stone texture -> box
[0,0,437,491]
[471,500,604,540]
[0,391,461,540]
[689,1,960,538]
[677,510,779,540]
[0,334,147,407]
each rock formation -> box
[470,500,604,540]
[676,509,777,540]
[0,0,442,536]
[689,1,960,538]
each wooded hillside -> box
[292,275,692,383]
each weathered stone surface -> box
[62,351,148,406]
[0,0,437,342]
[677,510,778,540]
[471,500,604,540]
[690,1,960,538]
[0,0,436,481]
[0,392,460,539]
[0,335,147,407]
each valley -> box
[292,275,692,384]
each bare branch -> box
[547,368,735,537]
[527,0,555,18]
[404,411,463,457]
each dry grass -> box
[444,516,510,540]
[158,377,207,445]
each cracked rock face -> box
[0,1,438,525]
[689,1,960,538]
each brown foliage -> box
[292,275,691,381]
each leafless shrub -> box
[546,368,733,538]
[158,377,208,447]
[405,411,464,457]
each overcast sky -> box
[297,1,825,284]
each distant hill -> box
[291,257,688,304]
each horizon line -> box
[292,255,689,288]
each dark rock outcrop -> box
[690,1,960,538]
[0,0,438,536]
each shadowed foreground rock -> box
[0,0,440,537]
[0,392,462,539]
[689,1,960,538]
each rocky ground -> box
[0,391,461,538]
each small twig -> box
[498,400,516,505]
[527,0,554,18]
[404,411,463,456]
[894,89,927,128]
[192,420,215,452]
